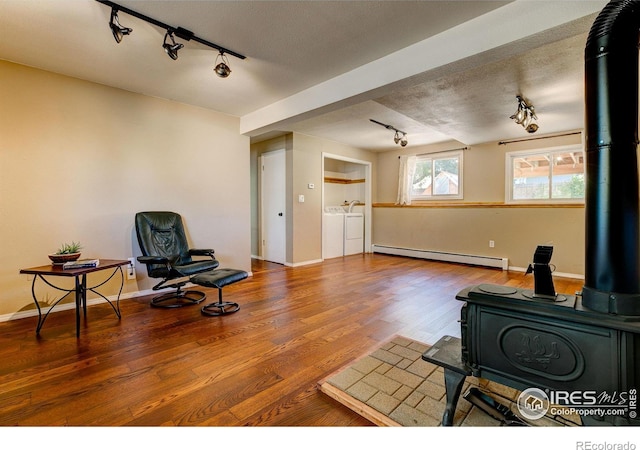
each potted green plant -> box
[48,241,83,265]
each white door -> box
[261,150,286,264]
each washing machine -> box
[323,206,345,259]
[344,213,364,255]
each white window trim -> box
[411,149,464,201]
[505,144,585,204]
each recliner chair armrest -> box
[189,249,215,258]
[137,256,170,265]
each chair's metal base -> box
[201,300,240,316]
[150,289,206,308]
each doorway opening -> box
[322,153,372,260]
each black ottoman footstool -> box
[191,268,248,316]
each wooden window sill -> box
[372,202,584,209]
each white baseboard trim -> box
[285,259,323,267]
[372,244,509,270]
[2,271,255,324]
[253,252,325,269]
[0,288,155,324]
[509,265,584,280]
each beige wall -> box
[251,133,377,265]
[293,133,378,264]
[374,133,586,275]
[0,61,251,318]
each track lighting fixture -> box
[97,0,246,76]
[510,95,539,133]
[394,131,408,147]
[370,119,409,147]
[163,30,183,60]
[214,51,232,78]
[109,7,132,43]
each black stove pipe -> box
[583,0,640,315]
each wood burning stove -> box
[456,282,639,426]
[423,0,640,426]
[424,278,640,426]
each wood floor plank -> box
[0,254,584,426]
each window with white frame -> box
[506,144,585,203]
[410,150,463,200]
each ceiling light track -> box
[96,0,245,75]
[370,119,408,147]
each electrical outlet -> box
[127,257,136,280]
[489,240,495,248]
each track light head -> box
[214,51,232,78]
[394,131,408,147]
[510,95,538,133]
[526,123,539,134]
[109,8,132,44]
[163,30,184,60]
[371,119,408,147]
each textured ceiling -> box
[374,32,588,146]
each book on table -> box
[63,259,100,269]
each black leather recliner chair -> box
[135,211,220,308]
[135,211,247,315]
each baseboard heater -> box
[372,245,508,270]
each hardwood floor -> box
[0,254,584,426]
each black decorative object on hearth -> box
[525,245,556,300]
